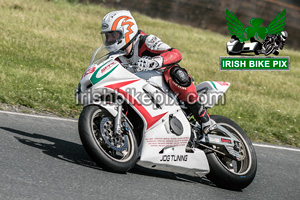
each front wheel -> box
[206,115,257,190]
[78,105,138,173]
[263,43,274,56]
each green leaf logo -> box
[226,9,286,41]
[245,18,268,40]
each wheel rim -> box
[90,110,135,162]
[213,123,252,175]
[265,44,274,55]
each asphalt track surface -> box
[0,111,299,200]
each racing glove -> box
[136,56,163,72]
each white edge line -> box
[1,110,300,152]
[0,110,77,122]
[253,143,300,152]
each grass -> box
[0,0,299,147]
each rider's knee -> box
[164,65,197,103]
[164,65,191,86]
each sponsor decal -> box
[221,138,232,144]
[160,155,188,162]
[215,81,230,87]
[145,137,189,147]
[101,23,109,29]
[90,60,119,84]
[149,36,158,43]
[100,61,117,74]
[172,81,187,90]
[83,67,96,77]
[209,137,220,144]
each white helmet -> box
[101,10,138,52]
[280,31,288,41]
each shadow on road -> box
[1,126,221,188]
[0,126,100,170]
[130,165,215,186]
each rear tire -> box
[78,105,138,173]
[206,115,257,190]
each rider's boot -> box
[187,101,217,136]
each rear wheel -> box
[206,115,257,190]
[78,105,138,173]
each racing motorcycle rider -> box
[101,10,216,135]
[262,31,288,55]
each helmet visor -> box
[101,31,123,46]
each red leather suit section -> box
[160,49,182,66]
[164,65,198,103]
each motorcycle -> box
[75,47,257,190]
[226,35,262,55]
[261,34,281,56]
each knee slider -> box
[169,66,191,87]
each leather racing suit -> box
[116,30,211,127]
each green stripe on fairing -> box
[210,81,218,90]
[90,62,119,85]
[90,59,112,84]
[94,65,118,83]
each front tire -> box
[206,115,257,190]
[78,105,138,173]
[264,44,274,56]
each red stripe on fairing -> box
[105,79,139,90]
[105,79,167,130]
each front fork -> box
[113,103,131,136]
[114,103,123,135]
